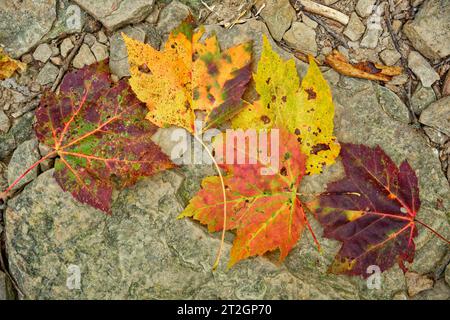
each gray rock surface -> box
[109,25,146,78]
[0,0,57,58]
[10,111,35,146]
[379,49,401,66]
[405,272,434,297]
[413,279,450,300]
[0,272,15,300]
[7,139,41,191]
[403,0,450,60]
[408,51,440,88]
[73,0,154,31]
[33,44,53,63]
[156,0,191,35]
[0,110,10,134]
[91,42,109,62]
[344,13,365,42]
[257,0,295,41]
[60,38,74,58]
[0,133,16,160]
[84,34,97,47]
[41,0,85,42]
[423,127,448,146]
[97,31,108,44]
[72,44,96,69]
[411,85,436,114]
[355,0,377,17]
[419,96,450,136]
[35,62,59,85]
[373,85,410,123]
[283,22,318,56]
[5,19,449,300]
[0,161,7,192]
[446,265,450,286]
[360,28,380,49]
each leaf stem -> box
[192,134,227,270]
[296,191,361,197]
[415,218,450,245]
[2,151,57,196]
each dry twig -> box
[296,0,349,25]
[302,11,349,49]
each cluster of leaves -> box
[122,18,431,276]
[2,18,447,278]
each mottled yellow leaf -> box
[123,19,252,133]
[232,36,340,174]
[0,48,25,80]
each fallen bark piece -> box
[325,50,402,82]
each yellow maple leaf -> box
[0,48,25,80]
[232,36,340,174]
[123,19,252,133]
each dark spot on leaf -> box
[260,115,271,124]
[282,96,287,103]
[207,62,219,75]
[280,167,287,176]
[305,87,317,100]
[266,77,271,84]
[294,128,301,135]
[310,143,331,155]
[138,64,152,74]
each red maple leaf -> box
[307,143,448,277]
[3,61,175,213]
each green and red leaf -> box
[34,61,175,213]
[307,143,419,277]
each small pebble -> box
[50,56,63,66]
[33,44,53,63]
[84,33,97,47]
[60,38,74,58]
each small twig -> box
[227,10,249,29]
[385,2,419,125]
[385,8,406,67]
[51,33,86,92]
[200,0,221,19]
[434,56,450,68]
[302,11,349,49]
[255,3,266,16]
[296,0,349,25]
[278,40,323,65]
